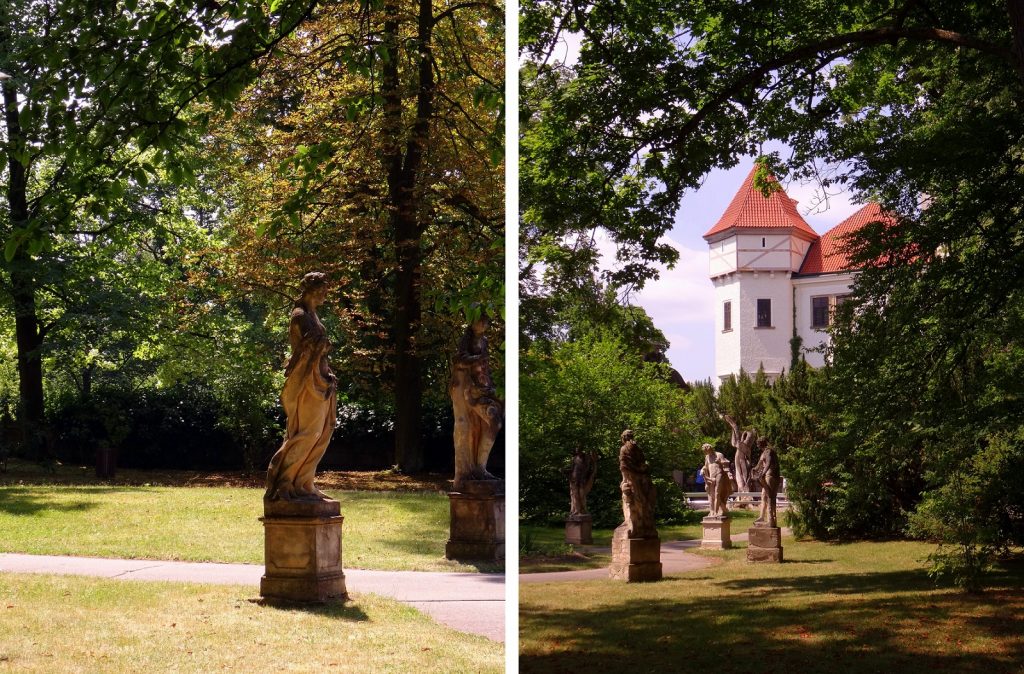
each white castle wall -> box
[793,273,857,368]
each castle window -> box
[756,299,772,328]
[811,296,829,328]
[761,237,766,248]
[723,301,732,331]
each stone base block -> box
[260,498,347,603]
[701,516,732,549]
[446,480,505,562]
[565,516,593,545]
[747,526,783,563]
[609,527,662,582]
[749,525,782,548]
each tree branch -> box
[664,25,1021,153]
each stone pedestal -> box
[701,516,732,549]
[260,498,347,602]
[446,480,505,561]
[565,515,593,545]
[746,525,783,563]
[608,525,662,582]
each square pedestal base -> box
[609,527,662,582]
[565,516,593,545]
[260,498,347,602]
[701,516,732,549]
[746,526,783,563]
[446,480,505,561]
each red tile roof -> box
[798,203,895,275]
[703,166,819,241]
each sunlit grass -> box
[520,537,1024,673]
[0,486,500,572]
[0,573,502,673]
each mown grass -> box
[520,510,758,573]
[0,573,502,673]
[0,485,500,572]
[520,537,1024,673]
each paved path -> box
[0,553,504,642]
[520,529,790,583]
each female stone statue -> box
[618,430,657,538]
[722,414,756,492]
[266,272,337,501]
[568,447,598,518]
[450,314,503,490]
[751,438,781,527]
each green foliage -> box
[520,0,1024,588]
[520,332,698,527]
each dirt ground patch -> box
[0,458,451,492]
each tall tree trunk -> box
[2,80,47,459]
[380,0,435,473]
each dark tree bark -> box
[2,80,47,459]
[381,0,436,473]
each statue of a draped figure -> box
[617,430,657,538]
[265,272,337,501]
[450,314,504,490]
[568,448,598,518]
[722,414,755,493]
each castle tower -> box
[703,167,819,383]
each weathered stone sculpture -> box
[450,314,504,491]
[701,442,734,518]
[446,314,504,561]
[747,438,784,563]
[609,430,661,581]
[722,414,755,493]
[700,442,734,549]
[568,448,597,518]
[565,448,597,544]
[752,439,780,528]
[260,272,346,602]
[265,272,337,502]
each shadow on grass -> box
[520,565,1024,674]
[0,486,145,516]
[253,597,371,622]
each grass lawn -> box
[0,485,498,573]
[520,537,1024,673]
[0,573,502,673]
[520,510,758,573]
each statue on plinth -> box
[701,442,734,518]
[567,448,597,518]
[450,314,503,491]
[265,272,337,502]
[722,414,756,493]
[751,438,780,527]
[617,430,657,538]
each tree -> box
[0,0,317,458]
[520,332,697,526]
[214,0,504,472]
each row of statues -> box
[566,427,781,529]
[265,272,502,503]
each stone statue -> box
[617,430,657,538]
[265,272,337,501]
[567,448,598,518]
[722,414,755,493]
[701,442,734,518]
[751,438,781,527]
[450,314,504,490]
